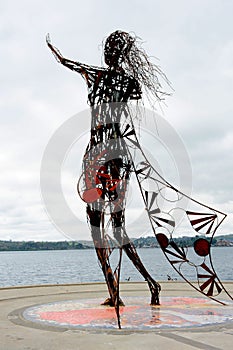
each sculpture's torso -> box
[87,68,141,106]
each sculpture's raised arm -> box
[46,34,98,78]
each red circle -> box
[156,233,169,249]
[194,238,210,257]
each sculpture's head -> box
[104,30,134,67]
[104,30,171,102]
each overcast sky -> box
[1,0,233,241]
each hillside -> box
[0,234,232,251]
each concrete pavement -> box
[0,281,233,350]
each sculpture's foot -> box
[101,297,125,307]
[150,293,160,306]
[149,280,161,306]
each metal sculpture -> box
[47,30,232,328]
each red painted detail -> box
[194,238,210,257]
[82,188,103,203]
[156,233,169,249]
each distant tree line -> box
[0,240,91,251]
[0,234,232,251]
[132,234,233,248]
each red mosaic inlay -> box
[22,297,233,330]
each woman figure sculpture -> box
[46,30,170,315]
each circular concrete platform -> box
[10,296,233,331]
[2,282,233,350]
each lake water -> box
[0,247,232,288]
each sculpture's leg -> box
[112,210,161,305]
[123,242,161,305]
[86,205,122,306]
[95,245,118,305]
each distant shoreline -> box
[0,234,233,251]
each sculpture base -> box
[21,296,233,331]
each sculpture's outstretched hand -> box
[46,33,64,63]
[46,33,51,45]
[45,33,99,77]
